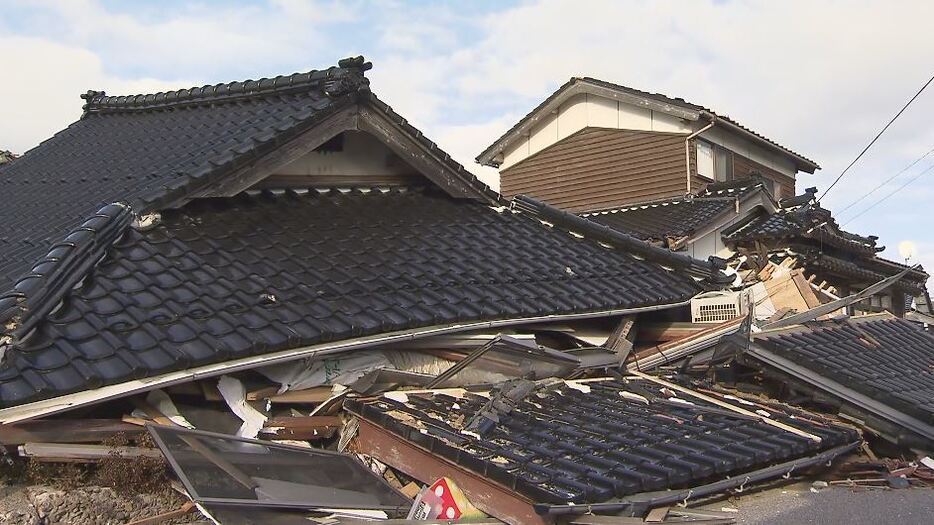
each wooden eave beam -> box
[357,103,491,201]
[188,105,361,202]
[351,417,548,525]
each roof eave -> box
[701,112,820,173]
[476,78,701,167]
[0,299,693,424]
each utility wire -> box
[842,161,934,226]
[820,72,934,202]
[836,145,934,214]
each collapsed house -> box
[743,313,934,451]
[0,58,931,524]
[0,150,17,166]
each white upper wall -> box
[697,126,797,178]
[500,92,799,180]
[501,93,693,169]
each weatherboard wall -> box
[500,128,691,212]
[501,93,693,170]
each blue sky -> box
[2,0,934,274]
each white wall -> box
[501,93,693,169]
[276,131,415,177]
[698,126,797,178]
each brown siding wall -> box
[686,144,797,201]
[500,128,689,212]
[732,154,796,200]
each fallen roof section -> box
[346,377,858,523]
[476,77,819,173]
[0,187,726,419]
[746,313,934,450]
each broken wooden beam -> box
[18,443,163,462]
[0,419,143,445]
[259,415,341,440]
[637,322,711,343]
[125,501,196,525]
[247,386,333,404]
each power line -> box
[842,161,934,226]
[836,145,934,214]
[820,72,934,202]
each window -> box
[697,140,714,180]
[697,140,733,182]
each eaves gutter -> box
[0,299,692,424]
[744,342,934,444]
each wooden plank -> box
[18,443,163,462]
[125,501,195,525]
[0,419,142,445]
[352,418,546,525]
[259,415,341,440]
[400,481,421,499]
[791,269,822,309]
[131,397,178,427]
[638,322,709,343]
[628,371,822,443]
[644,506,669,522]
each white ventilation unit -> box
[691,291,747,324]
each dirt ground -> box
[0,483,201,525]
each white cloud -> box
[0,36,190,154]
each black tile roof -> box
[723,197,881,257]
[754,315,934,427]
[0,188,719,408]
[583,181,763,243]
[477,77,819,172]
[0,57,497,292]
[346,378,857,504]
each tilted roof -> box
[723,188,881,256]
[0,57,496,291]
[583,179,768,244]
[346,378,857,504]
[477,77,820,173]
[751,314,934,444]
[0,188,725,409]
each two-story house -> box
[476,77,819,211]
[478,78,929,320]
